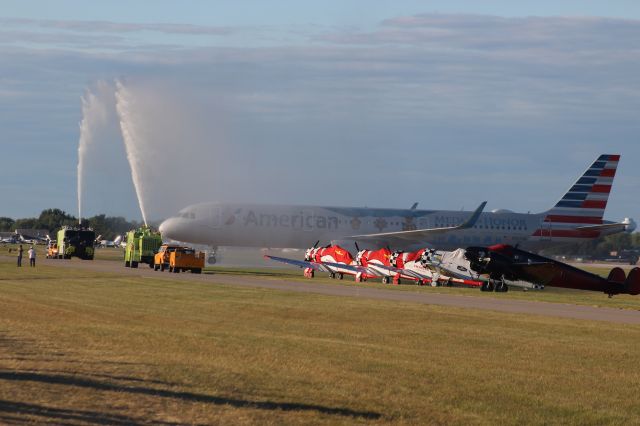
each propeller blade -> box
[355,242,360,252]
[313,240,319,248]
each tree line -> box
[0,209,142,240]
[543,232,640,259]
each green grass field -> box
[208,265,640,311]
[1,259,639,424]
[3,241,640,311]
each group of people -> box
[16,244,36,267]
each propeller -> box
[313,240,319,248]
[355,241,360,252]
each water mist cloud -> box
[77,80,125,221]
[113,78,241,221]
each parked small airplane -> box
[265,242,367,280]
[98,235,123,248]
[267,242,640,297]
[354,246,486,287]
[463,244,640,297]
[266,243,486,288]
[18,233,49,245]
[161,155,634,260]
[0,236,17,244]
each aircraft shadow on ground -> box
[0,370,382,421]
[0,399,187,426]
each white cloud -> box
[0,18,234,35]
[1,13,639,221]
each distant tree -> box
[86,214,108,239]
[0,217,15,232]
[85,214,139,240]
[35,208,77,232]
[543,232,639,258]
[6,209,144,240]
[14,218,38,230]
[597,233,632,255]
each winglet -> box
[459,201,487,229]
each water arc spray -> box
[77,81,116,225]
[77,92,91,224]
[115,79,149,226]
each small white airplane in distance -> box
[159,154,635,263]
[98,235,123,248]
[0,236,17,244]
[18,233,49,245]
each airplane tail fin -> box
[543,154,619,228]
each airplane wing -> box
[263,255,330,272]
[511,261,553,266]
[347,201,487,242]
[320,261,379,276]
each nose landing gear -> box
[207,246,218,265]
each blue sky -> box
[5,1,640,24]
[1,1,639,224]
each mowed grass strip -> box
[208,265,640,311]
[1,261,640,425]
[5,242,640,310]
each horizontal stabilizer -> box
[625,268,640,295]
[576,222,628,232]
[607,267,626,284]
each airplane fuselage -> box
[159,202,622,251]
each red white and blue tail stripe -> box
[534,154,619,239]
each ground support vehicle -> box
[153,244,180,271]
[57,226,95,260]
[154,244,204,274]
[124,226,162,268]
[46,242,59,259]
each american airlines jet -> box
[159,155,635,261]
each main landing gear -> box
[481,278,509,293]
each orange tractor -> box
[153,244,205,274]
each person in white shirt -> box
[28,246,36,267]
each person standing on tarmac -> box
[28,246,36,267]
[17,244,23,267]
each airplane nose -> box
[158,219,167,235]
[159,217,177,239]
[158,216,209,244]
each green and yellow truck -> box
[57,226,96,260]
[124,226,163,268]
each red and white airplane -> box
[265,244,486,288]
[265,242,366,280]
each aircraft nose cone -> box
[159,217,177,239]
